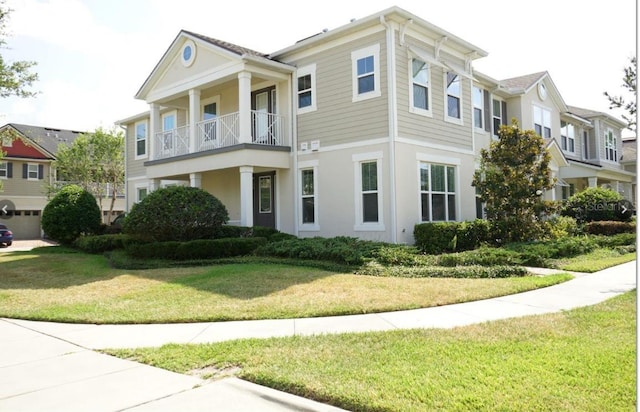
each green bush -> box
[218,225,253,238]
[505,236,597,265]
[372,246,425,266]
[358,262,528,278]
[436,247,523,267]
[255,236,384,266]
[125,237,266,260]
[544,215,580,239]
[414,220,491,254]
[561,187,629,222]
[583,220,636,235]
[123,186,229,242]
[591,233,636,248]
[74,234,132,254]
[42,184,102,245]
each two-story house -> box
[0,123,126,239]
[118,6,634,244]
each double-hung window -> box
[492,99,506,138]
[0,162,8,178]
[560,121,575,153]
[411,58,430,113]
[473,86,483,129]
[135,121,147,158]
[533,105,551,138]
[351,44,380,101]
[446,72,461,121]
[353,152,383,230]
[420,163,457,222]
[297,64,316,113]
[604,129,618,161]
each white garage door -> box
[6,210,41,240]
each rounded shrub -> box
[42,184,102,245]
[561,187,628,222]
[123,186,229,242]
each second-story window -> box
[492,99,506,138]
[473,86,483,129]
[351,44,380,102]
[560,121,575,153]
[135,121,147,158]
[533,105,551,138]
[24,163,41,180]
[411,58,430,112]
[604,129,618,161]
[446,72,461,120]
[0,161,9,178]
[297,64,316,113]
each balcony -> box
[153,110,287,161]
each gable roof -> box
[182,30,268,58]
[567,106,627,128]
[500,72,547,92]
[2,123,84,158]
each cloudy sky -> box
[0,0,636,136]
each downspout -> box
[381,15,398,243]
[291,69,300,237]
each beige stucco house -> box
[0,123,125,239]
[118,6,634,244]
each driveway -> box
[0,239,57,252]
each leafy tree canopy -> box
[604,56,636,132]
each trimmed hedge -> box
[414,219,490,254]
[358,262,528,278]
[74,234,133,254]
[583,220,636,235]
[125,237,267,260]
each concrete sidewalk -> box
[0,261,636,411]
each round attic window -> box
[538,83,547,101]
[181,40,196,67]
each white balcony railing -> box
[153,111,287,161]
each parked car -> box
[0,223,13,246]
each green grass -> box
[554,250,636,272]
[109,291,637,412]
[0,249,571,324]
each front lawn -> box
[110,291,636,411]
[0,249,569,324]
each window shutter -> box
[7,162,12,178]
[38,164,44,180]
[22,163,27,179]
[483,90,491,132]
[501,102,508,125]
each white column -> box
[190,172,202,189]
[238,72,252,144]
[189,89,201,153]
[240,166,254,227]
[588,177,598,188]
[149,103,160,160]
[149,178,160,192]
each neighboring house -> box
[0,123,125,239]
[621,137,637,203]
[118,6,635,244]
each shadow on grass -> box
[0,246,344,300]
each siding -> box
[0,160,49,197]
[397,38,473,150]
[295,31,389,148]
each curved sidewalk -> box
[1,261,636,412]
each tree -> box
[604,56,636,132]
[52,128,124,223]
[0,1,39,190]
[472,120,555,243]
[42,184,101,245]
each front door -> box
[251,87,276,144]
[253,171,276,228]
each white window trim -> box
[135,182,149,203]
[603,128,618,163]
[444,72,463,125]
[492,98,504,139]
[296,64,317,114]
[134,120,148,160]
[473,86,484,130]
[27,163,39,180]
[1,137,12,147]
[201,95,220,119]
[298,159,319,231]
[533,104,552,138]
[409,57,432,117]
[417,161,459,223]
[560,122,576,154]
[0,161,7,179]
[160,110,178,155]
[353,151,384,231]
[351,44,381,102]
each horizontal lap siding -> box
[396,39,473,151]
[297,31,389,147]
